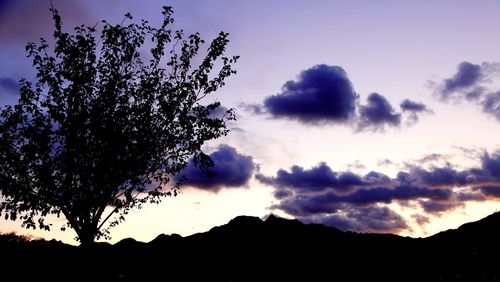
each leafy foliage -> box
[0,6,238,244]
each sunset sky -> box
[1,0,500,245]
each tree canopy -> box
[0,6,238,244]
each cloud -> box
[0,77,19,93]
[261,150,500,234]
[180,145,255,191]
[412,214,430,225]
[419,200,462,214]
[273,189,293,199]
[256,162,390,192]
[255,163,347,192]
[312,185,450,207]
[259,159,494,197]
[254,64,426,131]
[409,166,470,187]
[274,193,343,216]
[377,159,396,167]
[310,206,407,233]
[482,91,500,121]
[239,103,264,115]
[457,192,485,201]
[357,93,401,131]
[346,185,451,204]
[207,105,235,121]
[345,160,366,170]
[442,61,483,96]
[482,152,500,179]
[400,99,433,124]
[433,61,500,121]
[400,99,428,112]
[415,153,444,164]
[480,185,500,198]
[362,171,392,185]
[271,184,452,218]
[263,64,358,124]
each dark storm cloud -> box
[0,77,19,93]
[263,64,358,123]
[357,93,401,131]
[312,206,407,233]
[180,145,255,191]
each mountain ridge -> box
[2,211,500,281]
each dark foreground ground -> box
[2,212,500,281]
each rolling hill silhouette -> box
[2,212,500,281]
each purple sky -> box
[1,0,500,244]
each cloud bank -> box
[257,151,500,233]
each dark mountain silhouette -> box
[2,212,500,281]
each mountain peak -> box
[227,215,263,226]
[263,213,280,222]
[264,213,301,225]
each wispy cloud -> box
[432,61,500,121]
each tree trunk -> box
[78,225,97,246]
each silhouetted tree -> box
[0,6,238,244]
